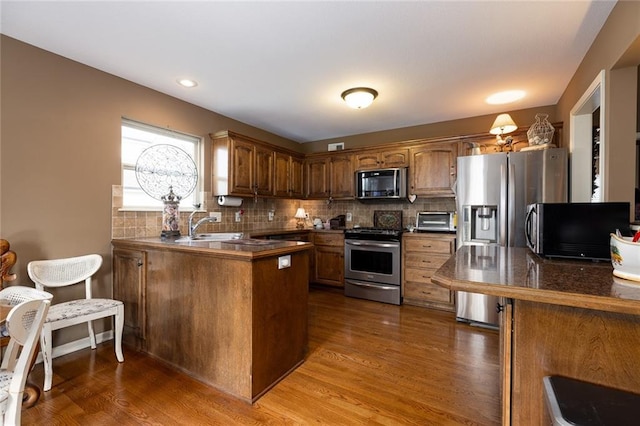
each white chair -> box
[27,254,124,392]
[0,298,50,426]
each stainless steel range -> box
[344,227,402,305]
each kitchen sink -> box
[174,232,243,243]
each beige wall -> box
[556,1,640,208]
[302,105,557,154]
[0,36,300,344]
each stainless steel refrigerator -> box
[455,147,568,326]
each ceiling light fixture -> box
[486,90,525,105]
[177,79,198,88]
[341,87,378,109]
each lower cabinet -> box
[311,232,344,287]
[112,248,146,350]
[402,233,455,311]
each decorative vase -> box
[527,114,555,146]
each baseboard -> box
[34,330,114,364]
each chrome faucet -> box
[188,211,218,238]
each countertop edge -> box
[433,265,640,316]
[111,238,312,260]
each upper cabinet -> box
[274,150,304,198]
[354,148,409,171]
[305,154,355,200]
[211,131,273,197]
[409,142,458,197]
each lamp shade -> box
[294,208,307,219]
[489,113,518,135]
[341,87,378,109]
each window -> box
[121,119,201,210]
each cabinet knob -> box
[496,303,504,313]
[137,260,143,267]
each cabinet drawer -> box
[405,266,441,283]
[404,252,451,269]
[404,280,452,304]
[313,233,344,246]
[404,238,452,254]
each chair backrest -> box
[27,254,102,298]
[1,299,51,388]
[0,286,53,306]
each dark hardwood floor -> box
[21,287,500,425]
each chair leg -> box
[87,320,97,350]
[40,324,53,392]
[4,393,22,426]
[114,305,124,363]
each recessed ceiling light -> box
[177,79,198,88]
[341,87,378,109]
[486,90,525,105]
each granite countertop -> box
[432,245,640,316]
[112,237,312,260]
[247,228,345,237]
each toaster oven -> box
[416,212,457,232]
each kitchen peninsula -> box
[111,237,311,403]
[433,246,640,425]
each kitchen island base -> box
[509,300,640,425]
[112,238,310,403]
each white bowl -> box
[610,233,640,281]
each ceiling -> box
[0,1,617,143]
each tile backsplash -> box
[111,185,455,238]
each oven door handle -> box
[345,279,399,291]
[345,241,399,249]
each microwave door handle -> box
[525,205,535,248]
[499,163,508,246]
[507,161,516,247]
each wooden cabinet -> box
[311,232,344,287]
[274,150,304,198]
[211,131,274,198]
[305,154,354,199]
[329,154,354,198]
[112,248,146,350]
[112,239,310,403]
[305,156,329,198]
[409,142,458,197]
[402,233,455,311]
[355,148,409,170]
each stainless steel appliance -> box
[526,202,630,260]
[456,147,568,326]
[344,227,402,305]
[416,211,457,232]
[356,168,407,201]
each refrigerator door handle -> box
[507,161,516,246]
[500,163,508,246]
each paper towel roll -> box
[217,196,243,207]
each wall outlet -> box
[346,212,352,222]
[209,212,222,222]
[278,255,291,269]
[268,211,275,221]
[235,211,242,222]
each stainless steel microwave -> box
[356,168,407,201]
[525,202,631,260]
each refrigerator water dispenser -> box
[461,205,498,244]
